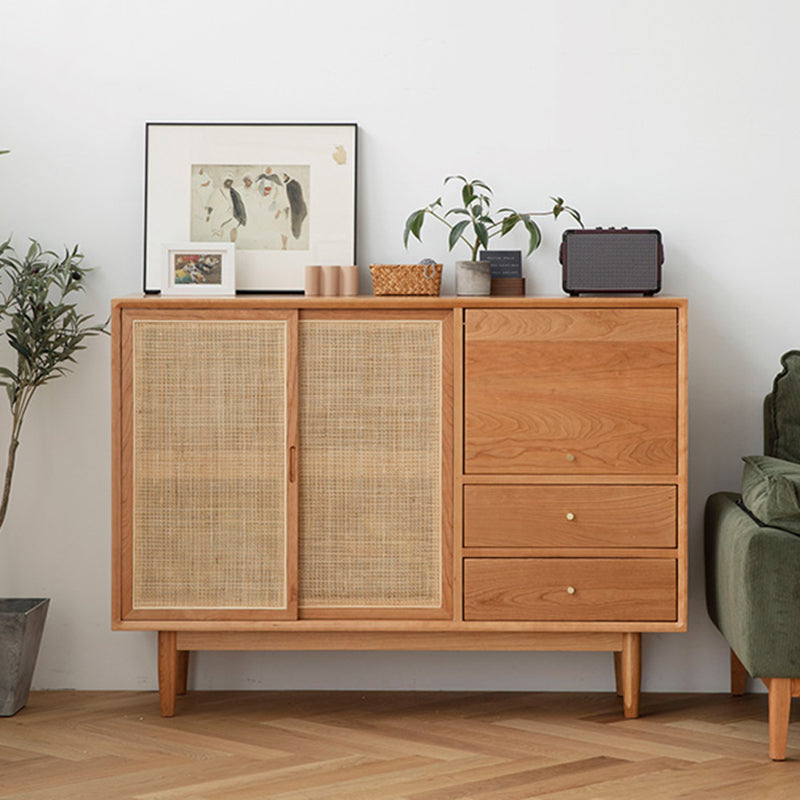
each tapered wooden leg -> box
[768,678,792,761]
[621,632,642,719]
[613,652,623,697]
[176,649,190,696]
[158,631,178,717]
[730,649,747,696]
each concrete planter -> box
[0,598,49,716]
[455,260,491,296]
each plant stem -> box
[0,432,19,530]
[425,208,473,254]
[468,207,480,261]
[484,210,556,234]
[0,385,34,530]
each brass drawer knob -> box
[565,512,575,521]
[566,453,576,462]
[566,586,576,595]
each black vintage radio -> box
[559,228,663,296]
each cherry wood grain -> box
[463,558,677,622]
[157,631,178,717]
[110,296,688,721]
[464,484,676,548]
[621,632,642,718]
[175,630,625,652]
[464,308,678,475]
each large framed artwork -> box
[144,123,357,292]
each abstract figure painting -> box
[145,123,356,292]
[190,164,310,251]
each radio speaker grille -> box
[564,232,660,292]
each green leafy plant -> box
[0,238,107,529]
[404,175,583,261]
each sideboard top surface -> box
[113,295,687,311]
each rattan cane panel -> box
[132,320,287,609]
[299,320,442,608]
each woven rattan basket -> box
[369,263,443,296]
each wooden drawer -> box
[464,485,676,548]
[463,558,677,621]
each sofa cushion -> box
[742,454,800,535]
[705,491,800,677]
[770,350,800,462]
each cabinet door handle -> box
[566,586,576,595]
[566,453,576,462]
[565,512,575,521]
[289,446,297,483]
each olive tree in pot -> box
[0,237,106,715]
[404,175,582,295]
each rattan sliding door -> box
[297,312,453,618]
[120,311,298,621]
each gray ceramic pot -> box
[0,598,49,716]
[455,260,491,296]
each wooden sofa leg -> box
[731,649,747,696]
[767,678,792,761]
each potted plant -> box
[404,175,582,295]
[0,236,107,716]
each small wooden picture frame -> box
[161,243,235,295]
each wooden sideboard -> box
[111,295,688,716]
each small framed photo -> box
[161,243,235,295]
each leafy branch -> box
[404,175,583,261]
[0,238,108,530]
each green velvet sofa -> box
[705,350,800,760]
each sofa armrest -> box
[705,491,800,677]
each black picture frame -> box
[144,122,358,293]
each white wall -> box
[1,0,796,693]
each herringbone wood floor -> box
[0,691,798,799]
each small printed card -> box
[479,250,523,279]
